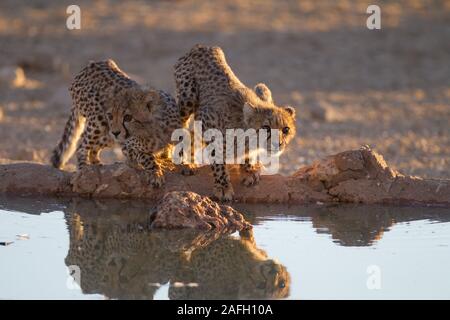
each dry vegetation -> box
[0,0,449,178]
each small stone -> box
[151,191,252,232]
[0,66,27,88]
[172,282,184,288]
[148,283,161,287]
[310,100,341,122]
[14,148,38,161]
[18,53,58,72]
[310,103,329,121]
[16,234,30,240]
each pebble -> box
[0,66,27,88]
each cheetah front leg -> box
[177,144,198,176]
[122,141,164,188]
[76,119,110,169]
[75,131,92,169]
[164,144,197,176]
[211,163,234,202]
[138,152,165,188]
[75,148,88,170]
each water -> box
[0,197,449,300]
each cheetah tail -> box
[50,108,85,169]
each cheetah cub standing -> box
[174,45,297,201]
[51,59,184,187]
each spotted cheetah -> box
[174,45,297,201]
[50,59,188,187]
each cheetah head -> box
[105,87,160,142]
[243,83,297,155]
[239,258,291,299]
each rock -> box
[151,191,252,231]
[309,100,340,122]
[13,148,38,161]
[1,147,450,206]
[293,146,392,189]
[70,163,151,197]
[0,66,27,88]
[17,53,59,72]
[310,103,329,121]
[0,162,72,196]
[16,234,30,240]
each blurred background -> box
[0,0,448,177]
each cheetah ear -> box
[141,89,160,112]
[284,106,296,118]
[254,83,273,103]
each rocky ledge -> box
[0,146,449,206]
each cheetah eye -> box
[282,127,290,135]
[123,114,132,122]
[107,113,113,120]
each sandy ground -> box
[0,0,449,178]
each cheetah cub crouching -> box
[174,45,297,201]
[51,59,185,187]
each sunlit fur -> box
[174,45,297,201]
[51,59,190,187]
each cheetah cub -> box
[174,45,297,201]
[51,59,184,187]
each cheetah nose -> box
[112,131,121,137]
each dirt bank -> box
[1,147,448,206]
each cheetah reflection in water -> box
[64,199,290,300]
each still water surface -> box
[1,197,449,299]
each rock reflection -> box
[63,199,290,300]
[311,205,450,246]
[235,203,450,247]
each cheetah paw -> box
[180,164,197,176]
[149,173,165,188]
[241,171,260,187]
[212,185,234,202]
